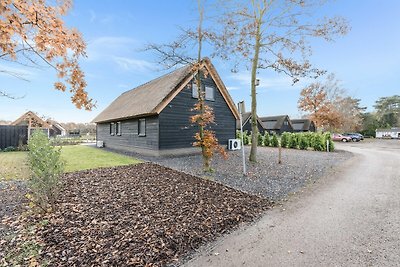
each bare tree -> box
[146,0,226,171]
[213,0,349,161]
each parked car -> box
[343,133,363,142]
[332,133,352,142]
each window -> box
[205,86,214,101]
[192,82,199,98]
[284,121,288,126]
[138,119,146,136]
[116,122,121,136]
[110,122,115,136]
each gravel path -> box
[129,146,352,201]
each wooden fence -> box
[0,125,28,149]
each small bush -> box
[257,132,264,146]
[242,131,248,145]
[280,132,290,148]
[288,133,299,149]
[270,133,279,147]
[17,144,29,151]
[263,132,270,147]
[299,134,309,150]
[312,133,325,151]
[3,146,16,152]
[236,130,241,139]
[28,131,65,211]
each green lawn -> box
[0,151,29,180]
[61,145,141,172]
[0,145,141,181]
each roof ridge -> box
[120,64,191,96]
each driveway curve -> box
[184,140,400,267]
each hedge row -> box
[236,131,334,152]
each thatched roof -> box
[11,111,51,128]
[291,119,314,131]
[259,115,291,130]
[92,58,239,123]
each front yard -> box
[0,144,352,266]
[0,145,141,181]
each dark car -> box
[343,133,363,142]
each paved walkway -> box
[184,140,400,267]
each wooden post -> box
[278,143,282,164]
[28,117,31,140]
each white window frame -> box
[192,82,199,99]
[110,122,115,136]
[138,119,146,137]
[205,86,215,101]
[116,122,121,136]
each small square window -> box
[116,122,121,136]
[205,86,214,101]
[192,82,199,99]
[110,122,115,136]
[138,119,146,136]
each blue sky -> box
[1,0,399,123]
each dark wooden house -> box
[259,115,294,135]
[236,112,265,134]
[291,119,316,132]
[93,58,239,156]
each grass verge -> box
[0,145,141,180]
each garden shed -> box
[93,58,239,156]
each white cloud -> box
[112,57,155,72]
[228,71,313,92]
[227,86,241,91]
[86,36,138,61]
[89,9,96,23]
[0,64,36,80]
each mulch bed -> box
[26,163,271,266]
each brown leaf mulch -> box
[36,163,271,266]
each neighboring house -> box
[47,120,67,137]
[11,111,65,138]
[236,112,265,134]
[259,115,294,135]
[291,119,316,132]
[11,111,52,138]
[92,58,239,156]
[376,128,400,139]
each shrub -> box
[299,134,309,150]
[288,133,299,149]
[263,132,270,147]
[27,130,65,211]
[243,131,251,145]
[3,146,16,152]
[280,132,290,148]
[270,133,279,147]
[257,132,264,146]
[324,132,335,152]
[312,133,325,151]
[236,130,241,139]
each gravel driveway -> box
[185,139,400,267]
[134,146,352,201]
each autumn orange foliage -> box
[190,86,227,172]
[0,0,93,110]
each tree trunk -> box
[249,20,262,162]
